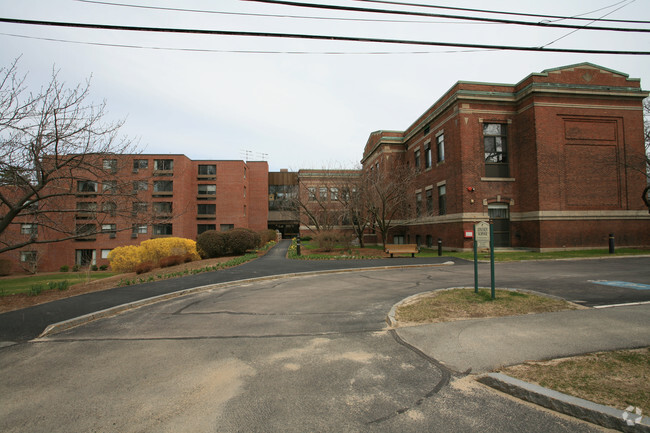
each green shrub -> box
[314,231,340,252]
[47,280,70,291]
[59,265,69,273]
[72,264,80,272]
[226,228,261,255]
[259,229,278,245]
[196,230,229,258]
[99,264,108,271]
[135,261,156,274]
[0,259,12,276]
[91,265,98,271]
[29,284,44,296]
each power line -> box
[243,0,650,33]
[350,0,650,24]
[73,0,493,25]
[0,31,488,54]
[1,17,648,55]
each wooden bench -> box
[384,244,419,258]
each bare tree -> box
[332,172,369,248]
[0,60,141,254]
[364,162,416,248]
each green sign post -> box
[473,221,496,299]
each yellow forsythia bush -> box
[107,245,143,273]
[139,237,200,264]
[108,237,200,273]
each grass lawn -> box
[0,272,116,296]
[502,348,650,414]
[394,288,580,324]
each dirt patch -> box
[0,256,236,313]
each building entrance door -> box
[75,249,96,267]
[488,204,510,247]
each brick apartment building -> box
[361,62,650,250]
[2,62,649,273]
[1,155,268,272]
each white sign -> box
[475,221,490,249]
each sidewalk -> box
[396,304,650,374]
[0,240,453,344]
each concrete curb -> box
[37,261,455,339]
[478,372,650,432]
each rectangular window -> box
[132,202,148,215]
[20,251,37,262]
[197,204,216,215]
[153,223,173,236]
[153,202,172,215]
[319,187,328,201]
[75,249,96,266]
[414,149,421,170]
[393,235,405,244]
[101,224,116,237]
[20,223,37,235]
[220,224,234,232]
[153,180,173,193]
[197,184,216,196]
[426,189,433,214]
[132,180,148,191]
[133,159,148,172]
[198,164,217,176]
[437,133,445,163]
[102,201,117,216]
[154,159,174,171]
[308,187,316,201]
[103,159,118,173]
[424,143,432,169]
[102,180,117,193]
[197,224,216,235]
[423,125,430,136]
[75,224,97,239]
[438,185,446,216]
[415,192,422,217]
[426,234,433,248]
[77,180,98,193]
[330,188,339,201]
[76,202,97,219]
[101,249,112,259]
[132,224,147,235]
[484,123,508,177]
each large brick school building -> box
[1,63,648,272]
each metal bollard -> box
[296,234,301,256]
[437,238,442,256]
[608,233,615,254]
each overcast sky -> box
[1,0,649,171]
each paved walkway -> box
[0,240,453,344]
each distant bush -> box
[140,237,200,264]
[259,229,278,245]
[196,230,229,259]
[99,264,108,271]
[0,259,13,276]
[227,228,261,255]
[91,265,98,271]
[314,231,340,252]
[59,265,69,272]
[108,245,143,273]
[108,237,199,273]
[135,261,156,274]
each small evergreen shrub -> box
[259,229,278,245]
[72,264,80,272]
[59,265,69,273]
[0,259,12,276]
[91,265,98,271]
[196,230,229,258]
[135,261,156,274]
[99,264,108,271]
[226,228,261,255]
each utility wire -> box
[242,0,650,33]
[1,17,648,55]
[350,0,649,24]
[73,0,493,25]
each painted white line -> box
[593,301,650,309]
